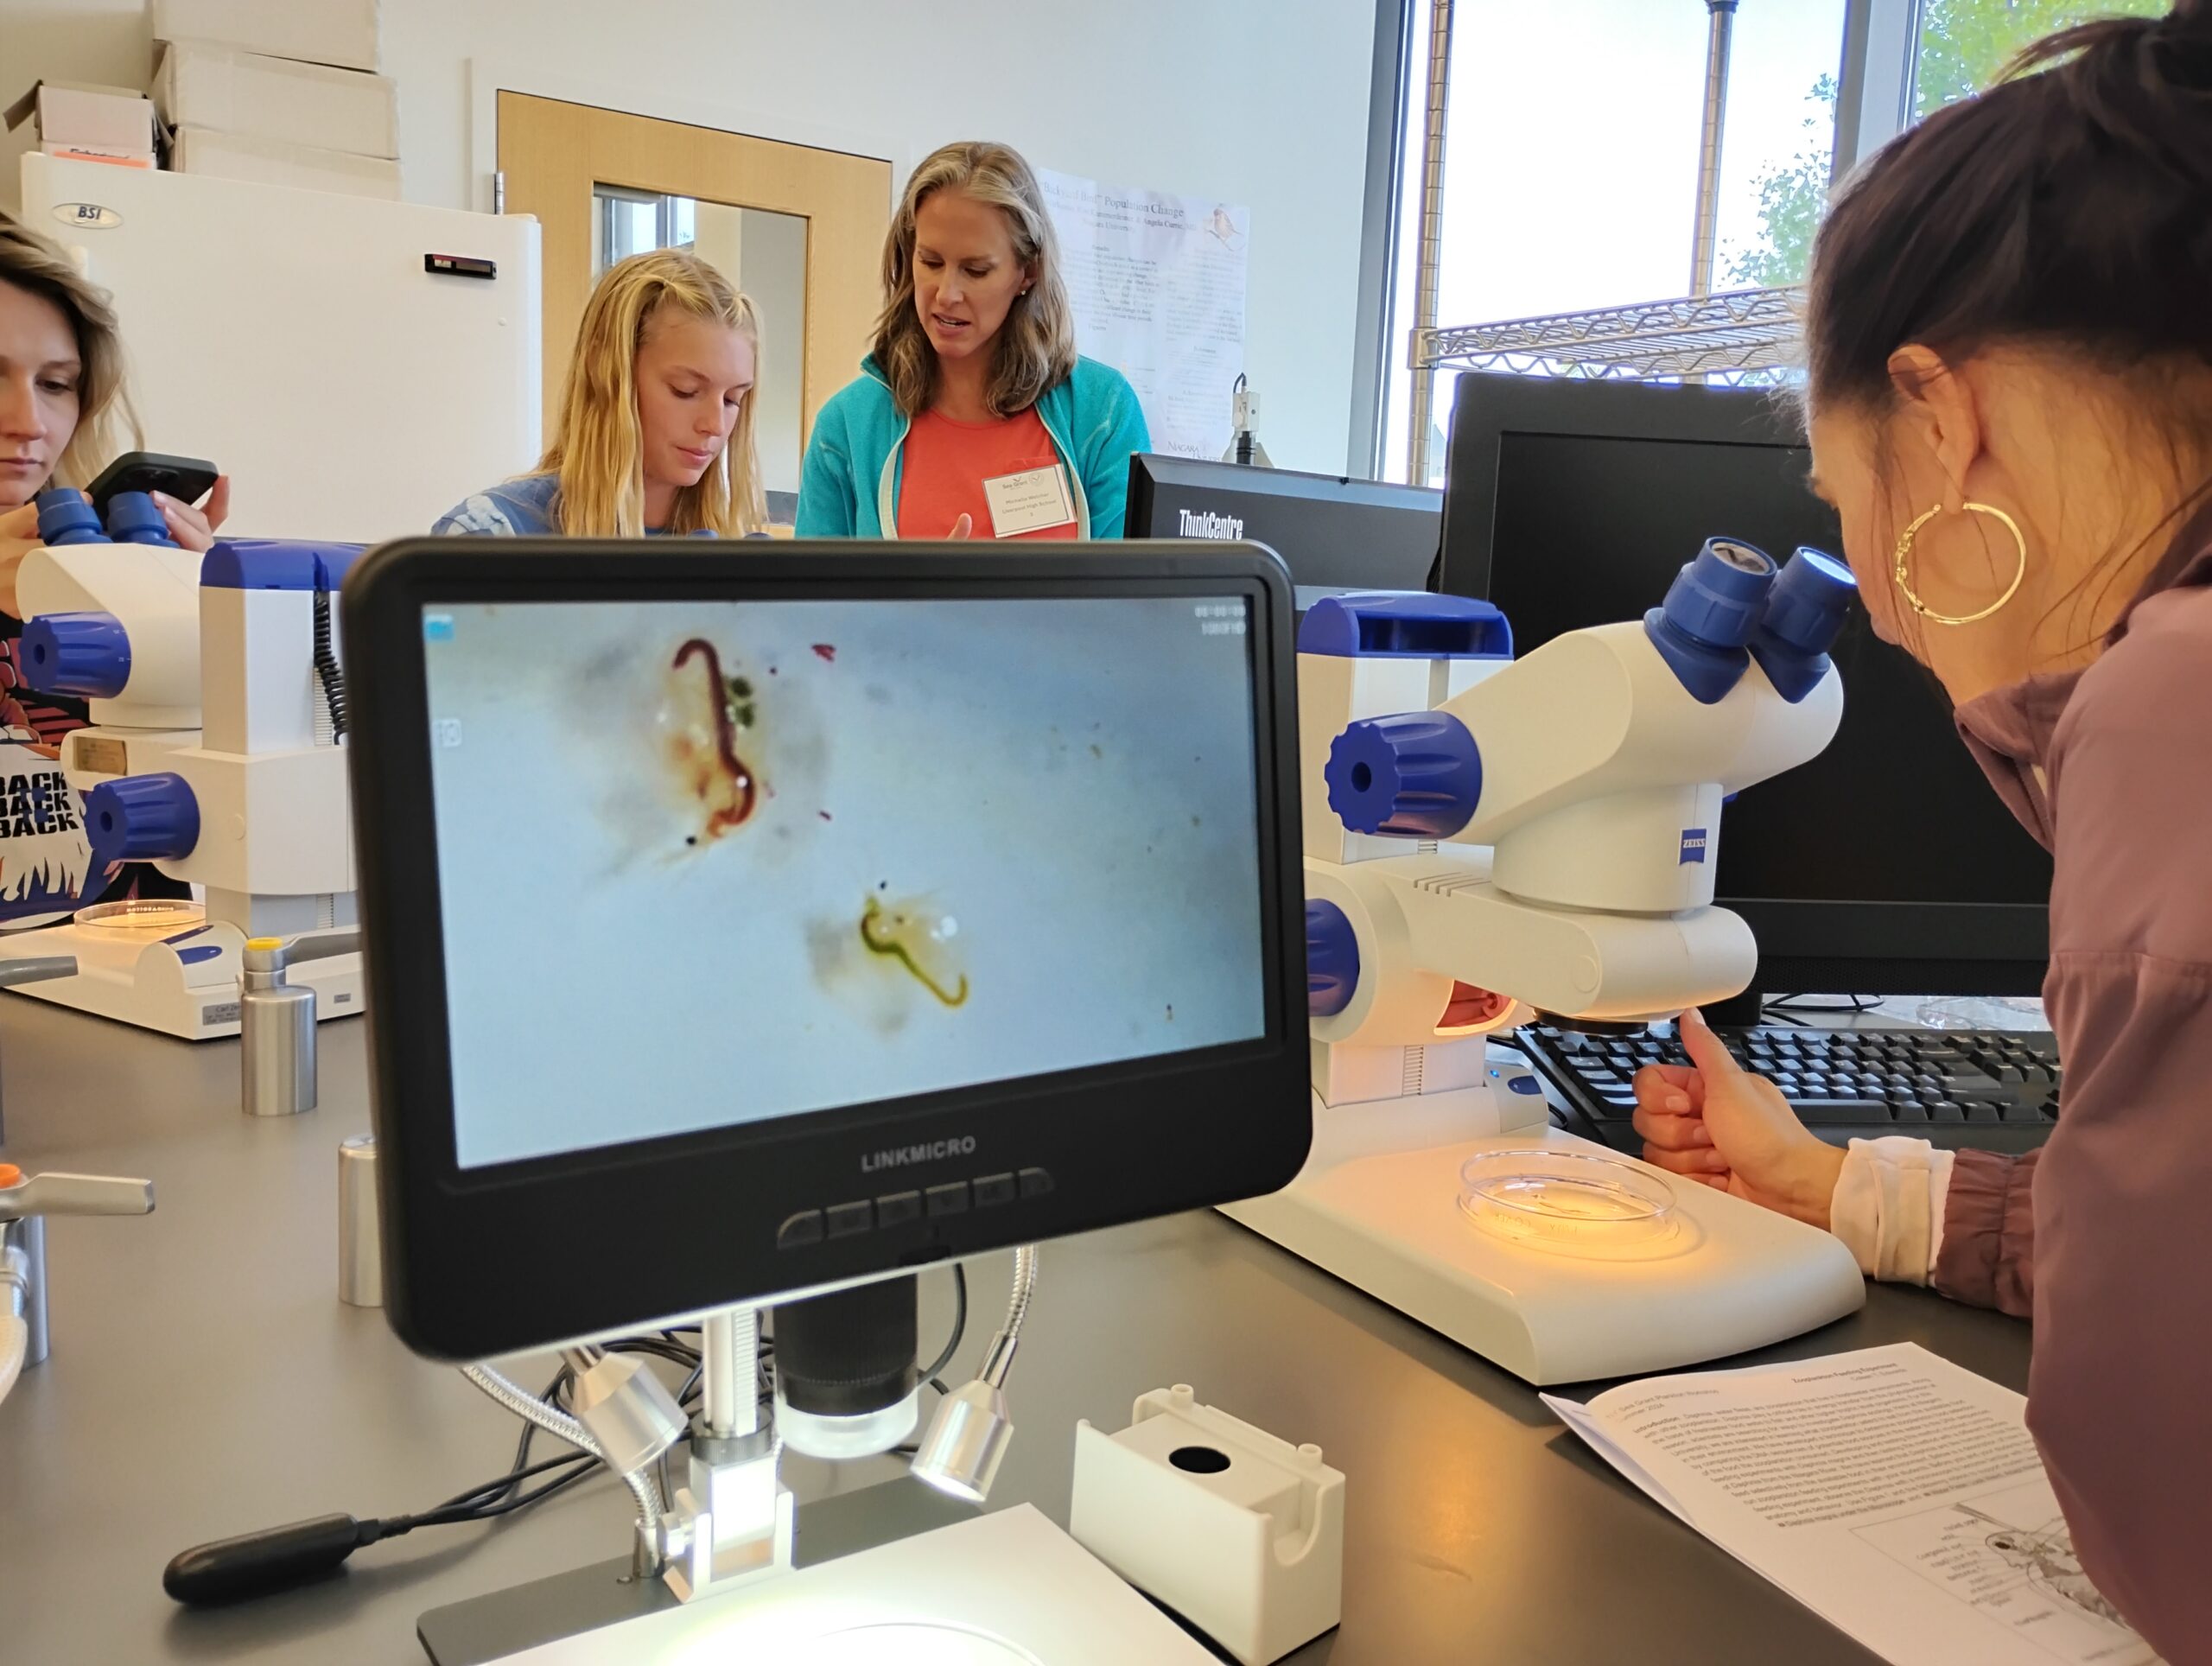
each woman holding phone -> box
[0,217,229,911]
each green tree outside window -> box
[1725,0,2171,289]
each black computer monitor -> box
[344,539,1310,1359]
[1124,455,1440,607]
[1438,374,2050,1010]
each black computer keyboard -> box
[1517,1021,2061,1156]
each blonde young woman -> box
[0,218,229,741]
[796,141,1149,541]
[438,247,766,537]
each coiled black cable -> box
[311,575,347,743]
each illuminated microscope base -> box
[422,1503,1217,1665]
[1,919,364,1040]
[1221,1067,1866,1385]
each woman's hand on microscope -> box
[1631,1008,1846,1230]
[153,475,230,551]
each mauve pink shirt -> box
[1942,517,2212,1661]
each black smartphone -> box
[86,451,219,515]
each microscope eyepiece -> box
[1643,537,1778,703]
[1750,547,1859,702]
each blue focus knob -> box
[34,488,106,547]
[104,491,175,546]
[1325,711,1482,838]
[83,773,200,873]
[1306,899,1360,1018]
[20,613,130,698]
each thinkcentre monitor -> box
[1125,454,1441,608]
[1439,374,2051,1011]
[345,540,1310,1359]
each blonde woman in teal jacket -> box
[797,141,1148,542]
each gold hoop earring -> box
[1891,501,2028,626]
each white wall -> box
[2,0,1377,474]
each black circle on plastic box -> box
[1169,1445,1232,1474]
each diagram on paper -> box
[1851,1478,2157,1664]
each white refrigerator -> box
[19,154,541,542]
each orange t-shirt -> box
[895,407,1078,540]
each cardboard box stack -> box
[149,0,399,200]
[4,81,160,170]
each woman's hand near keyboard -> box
[1631,1008,1847,1229]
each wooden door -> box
[497,92,891,500]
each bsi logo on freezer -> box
[52,202,123,231]
[1679,828,1709,865]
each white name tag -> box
[982,464,1076,537]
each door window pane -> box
[594,186,661,273]
[588,188,810,504]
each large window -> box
[1370,0,2166,486]
[1378,0,1847,483]
[1723,0,2168,296]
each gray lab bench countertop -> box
[0,997,2030,1663]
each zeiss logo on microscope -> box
[861,1135,976,1173]
[1679,828,1710,865]
[1177,508,1244,541]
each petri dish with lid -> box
[73,899,207,932]
[1458,1148,1679,1258]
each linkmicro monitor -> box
[343,540,1311,1359]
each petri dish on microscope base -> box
[73,899,207,933]
[1459,1148,1680,1259]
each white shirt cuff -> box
[1828,1135,1955,1284]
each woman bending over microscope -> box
[0,219,228,911]
[1630,8,2212,1656]
[0,219,229,735]
[437,247,767,539]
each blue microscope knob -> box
[1325,711,1483,839]
[20,612,130,699]
[84,773,200,871]
[1306,899,1360,1018]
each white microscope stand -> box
[3,919,361,1040]
[1221,1050,1866,1386]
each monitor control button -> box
[776,1210,824,1250]
[1016,1167,1054,1199]
[825,1200,873,1239]
[925,1181,970,1218]
[875,1189,923,1229]
[972,1173,1017,1208]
